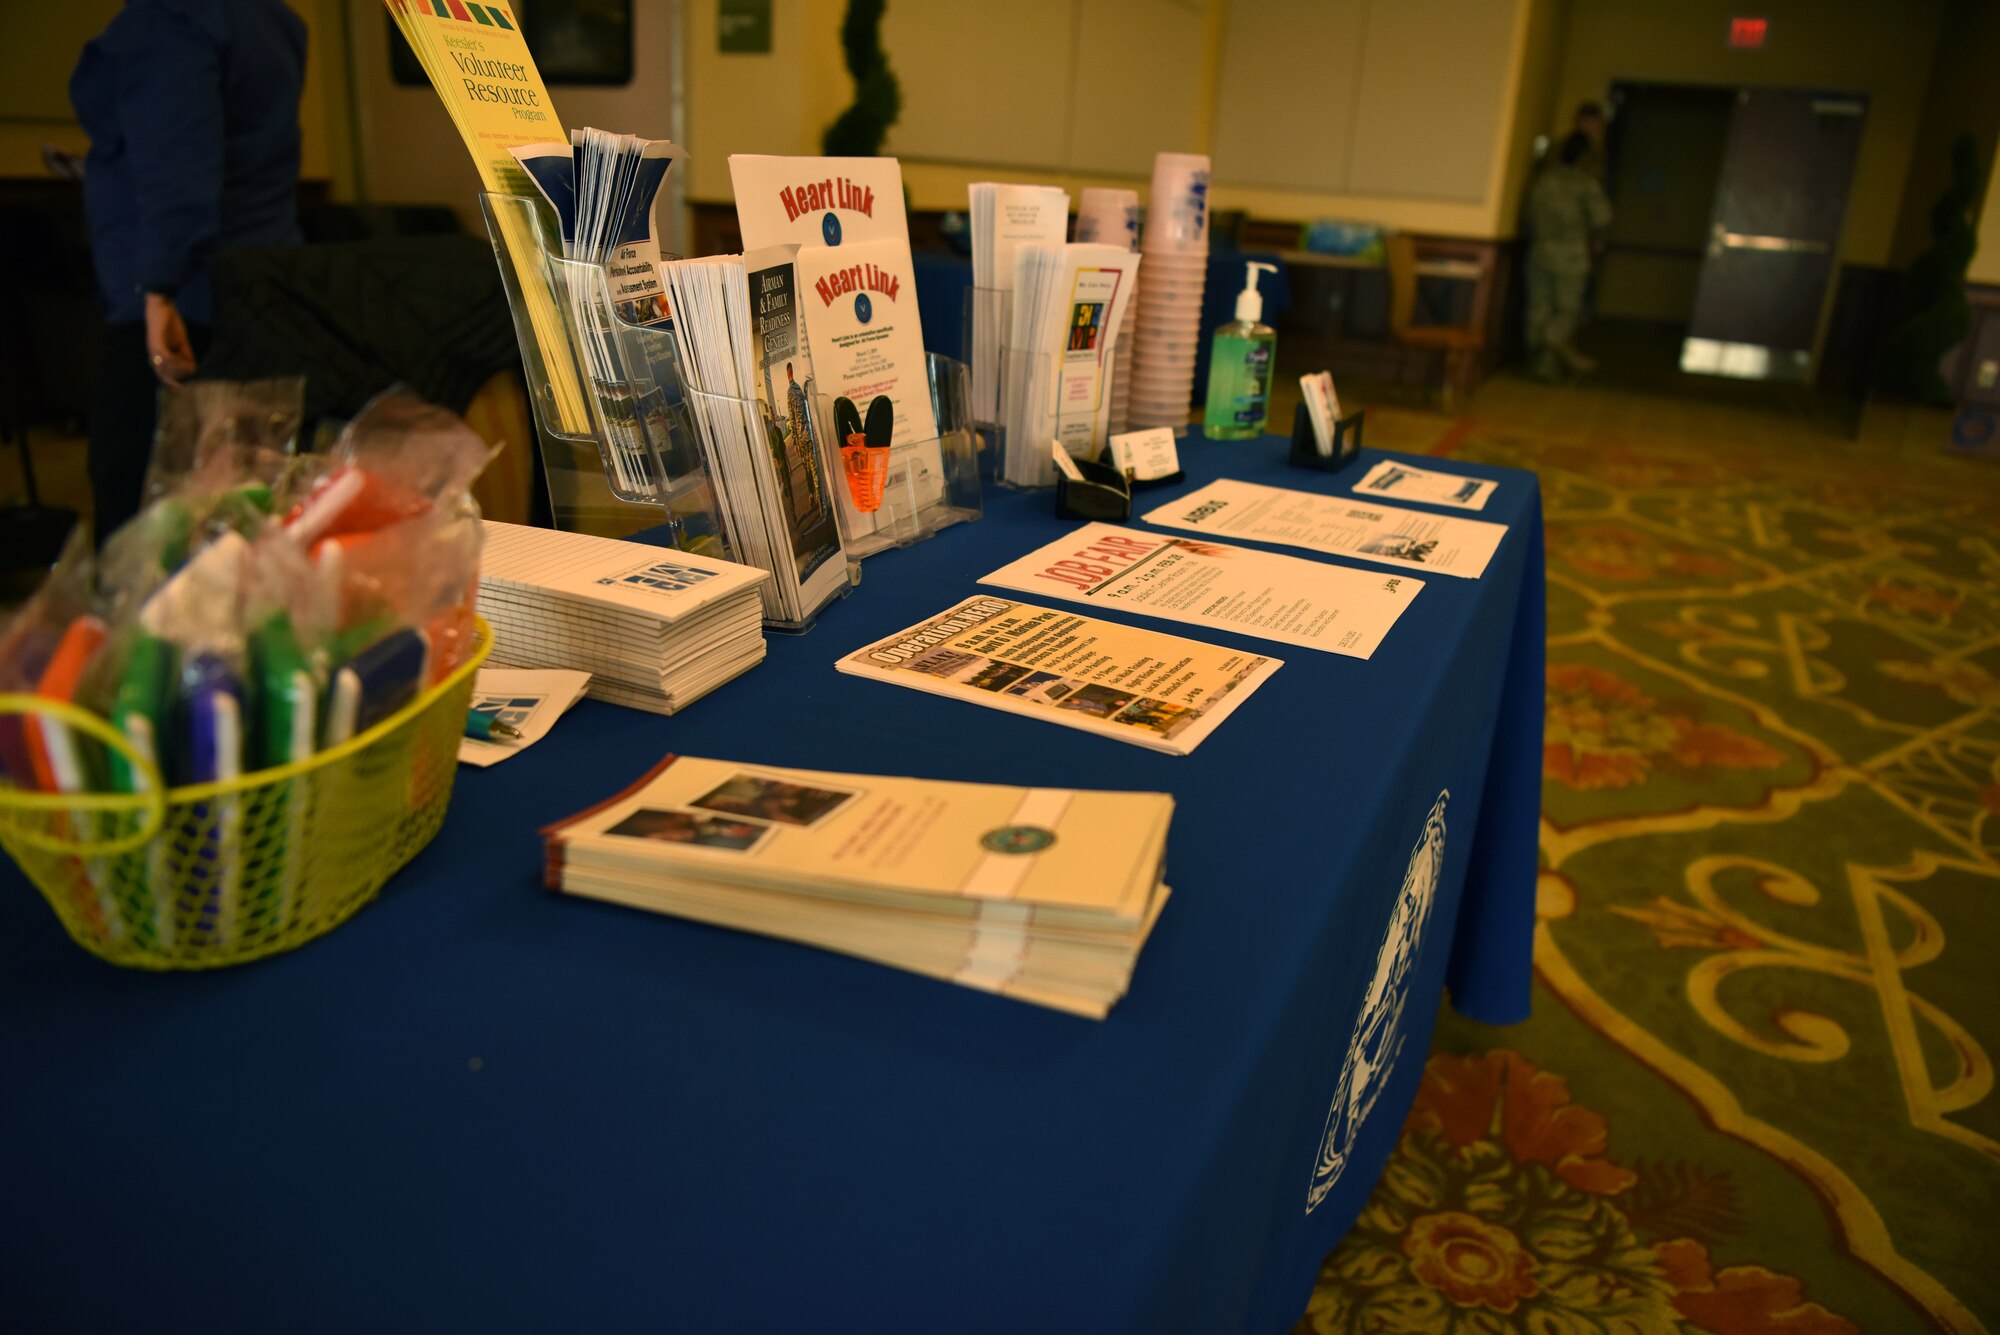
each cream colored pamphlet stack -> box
[542,755,1175,1018]
[479,522,770,714]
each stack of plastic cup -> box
[1076,188,1141,435]
[1127,153,1211,429]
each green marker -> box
[249,612,318,937]
[108,634,176,947]
[249,612,317,771]
[463,711,523,741]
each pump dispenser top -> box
[1234,261,1277,322]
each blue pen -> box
[323,628,432,747]
[182,652,245,944]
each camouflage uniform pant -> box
[1526,262,1587,378]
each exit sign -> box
[1730,16,1768,48]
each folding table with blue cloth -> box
[0,432,1542,1334]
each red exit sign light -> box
[1730,16,1768,48]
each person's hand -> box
[144,292,198,386]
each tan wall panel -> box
[882,0,1076,169]
[1970,155,2000,286]
[1068,0,1208,175]
[1,0,345,186]
[0,1,120,121]
[1346,0,1519,202]
[1493,0,1569,236]
[1890,0,2000,269]
[1211,0,1367,193]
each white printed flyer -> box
[978,524,1421,659]
[838,595,1281,755]
[729,155,909,251]
[1353,460,1497,511]
[1140,478,1507,579]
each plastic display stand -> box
[478,191,727,549]
[813,352,985,561]
[480,193,981,628]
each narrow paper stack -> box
[969,182,1070,423]
[999,243,1141,487]
[478,522,769,714]
[1127,153,1212,429]
[1075,188,1140,435]
[543,755,1175,1018]
[657,251,852,627]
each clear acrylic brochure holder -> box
[808,352,983,560]
[478,191,729,554]
[672,376,858,633]
[969,286,1127,490]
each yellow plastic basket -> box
[0,616,492,969]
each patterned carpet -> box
[1296,378,2000,1334]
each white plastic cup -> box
[1076,188,1140,250]
[1142,153,1212,255]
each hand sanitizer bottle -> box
[1202,261,1278,440]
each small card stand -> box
[1101,438,1185,491]
[1054,458,1132,522]
[1125,466,1186,490]
[1289,402,1366,471]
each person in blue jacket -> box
[70,0,307,540]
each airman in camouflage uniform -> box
[1525,131,1612,380]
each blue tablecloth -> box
[0,433,1542,1334]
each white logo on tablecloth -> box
[1305,790,1448,1214]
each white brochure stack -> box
[1074,188,1141,435]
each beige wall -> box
[0,0,352,189]
[0,0,122,176]
[1890,0,2000,270]
[683,0,845,205]
[1552,0,1945,266]
[1970,157,2000,286]
[684,0,1558,241]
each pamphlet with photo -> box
[542,753,1178,1017]
[838,595,1281,755]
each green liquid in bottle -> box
[1203,323,1276,440]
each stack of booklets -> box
[543,755,1174,1018]
[658,249,852,626]
[478,522,769,714]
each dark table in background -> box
[0,432,1544,1334]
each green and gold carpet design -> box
[1298,386,2000,1334]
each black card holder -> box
[1054,458,1133,521]
[1100,448,1186,490]
[1289,402,1366,471]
